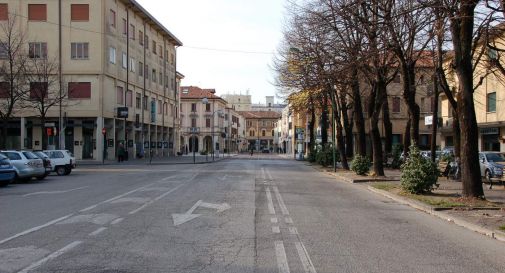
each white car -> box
[43,150,76,176]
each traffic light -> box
[102,128,106,135]
[46,127,52,136]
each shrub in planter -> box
[400,145,439,194]
[316,144,339,167]
[351,155,371,175]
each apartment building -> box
[240,110,281,152]
[180,86,247,155]
[0,0,182,161]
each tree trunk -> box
[402,64,420,145]
[370,82,385,176]
[321,95,329,145]
[431,76,440,162]
[340,93,354,158]
[352,71,366,156]
[382,97,393,155]
[41,116,47,150]
[403,118,411,154]
[309,101,316,155]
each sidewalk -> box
[77,153,237,166]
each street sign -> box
[117,107,128,118]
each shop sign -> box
[425,115,433,126]
[117,107,128,118]
[480,127,499,135]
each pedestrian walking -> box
[118,143,126,162]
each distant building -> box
[251,96,286,113]
[221,94,252,111]
[239,111,281,152]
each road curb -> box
[367,186,505,243]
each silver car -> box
[479,152,505,185]
[0,151,46,182]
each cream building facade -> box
[0,0,182,161]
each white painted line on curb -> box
[0,214,73,245]
[110,218,124,225]
[285,217,293,224]
[18,241,82,273]
[275,241,290,273]
[295,242,317,273]
[266,187,276,215]
[289,227,298,235]
[89,227,107,236]
[273,186,289,215]
[271,217,278,223]
[272,226,280,234]
[129,183,186,215]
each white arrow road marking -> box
[172,200,231,226]
[23,187,88,197]
[18,241,82,273]
[295,242,317,273]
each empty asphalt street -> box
[1,155,504,273]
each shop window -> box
[487,92,496,112]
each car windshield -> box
[22,151,39,160]
[33,151,48,158]
[485,153,505,162]
[1,152,21,160]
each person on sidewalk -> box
[118,143,126,162]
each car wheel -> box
[55,166,66,176]
[485,169,493,189]
[64,168,71,175]
[0,181,8,187]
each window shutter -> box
[0,4,8,21]
[28,4,47,21]
[68,82,91,99]
[71,4,89,21]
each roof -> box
[180,86,221,100]
[238,111,281,119]
[124,0,183,46]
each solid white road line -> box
[88,227,107,236]
[18,241,82,273]
[295,242,317,273]
[266,187,276,215]
[285,217,293,224]
[271,217,278,223]
[273,186,290,215]
[23,187,88,197]
[261,168,266,180]
[289,227,298,235]
[275,241,290,273]
[272,226,280,234]
[128,183,186,215]
[110,218,124,225]
[0,214,73,245]
[266,168,273,181]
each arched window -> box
[262,130,266,137]
[250,130,255,137]
[271,130,275,136]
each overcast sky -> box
[136,0,287,104]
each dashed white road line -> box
[128,183,186,215]
[261,168,267,181]
[275,241,291,273]
[295,242,317,273]
[285,217,293,224]
[272,226,280,234]
[88,227,107,236]
[273,186,289,215]
[271,217,278,223]
[266,187,276,215]
[266,168,273,181]
[110,218,124,225]
[0,214,73,245]
[17,241,82,273]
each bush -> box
[351,155,371,175]
[315,144,339,167]
[200,151,208,155]
[307,151,317,163]
[401,145,439,194]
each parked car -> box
[32,151,52,176]
[479,152,505,187]
[0,154,16,187]
[0,151,46,182]
[43,150,76,176]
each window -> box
[171,53,174,65]
[487,92,496,112]
[71,43,89,59]
[139,30,143,45]
[29,42,47,59]
[145,35,149,49]
[0,43,7,59]
[129,58,135,72]
[206,118,211,128]
[126,90,132,107]
[159,45,162,58]
[158,100,162,114]
[152,41,157,54]
[30,82,48,99]
[28,4,46,21]
[68,82,91,99]
[139,61,143,76]
[272,130,275,136]
[262,130,266,137]
[122,52,127,69]
[116,86,123,105]
[159,72,162,85]
[488,48,498,60]
[71,4,89,21]
[250,130,255,137]
[109,47,116,64]
[130,24,135,40]
[145,64,149,79]
[0,82,10,98]
[164,102,168,115]
[122,18,127,35]
[191,103,197,112]
[136,93,141,108]
[191,118,197,128]
[143,95,148,110]
[392,97,401,113]
[152,69,156,82]
[0,4,8,21]
[206,104,211,112]
[109,9,116,28]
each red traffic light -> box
[46,128,52,136]
[102,128,106,135]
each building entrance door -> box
[65,127,74,153]
[82,127,94,159]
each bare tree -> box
[0,15,29,149]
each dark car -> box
[33,151,52,177]
[0,154,16,187]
